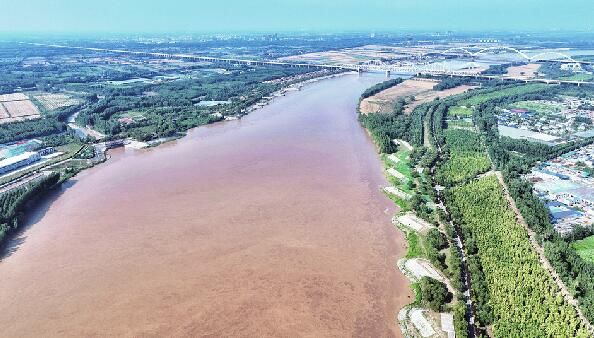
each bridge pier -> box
[385,70,391,78]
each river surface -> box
[0,73,411,337]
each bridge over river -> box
[29,43,594,86]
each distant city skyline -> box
[3,0,593,34]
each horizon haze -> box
[2,0,593,34]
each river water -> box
[0,73,411,337]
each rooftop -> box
[0,152,39,168]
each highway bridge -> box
[29,43,594,86]
[437,46,593,65]
[417,72,594,86]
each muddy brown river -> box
[0,74,411,337]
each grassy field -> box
[405,231,424,258]
[447,106,473,117]
[447,119,474,129]
[394,149,413,179]
[510,100,561,114]
[460,84,548,107]
[572,235,594,263]
[561,73,594,82]
[382,147,413,210]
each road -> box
[429,108,477,338]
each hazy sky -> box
[2,0,593,34]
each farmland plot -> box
[34,93,81,110]
[0,93,27,102]
[0,104,9,119]
[3,100,40,117]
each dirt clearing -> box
[404,84,476,114]
[0,93,42,123]
[360,78,476,114]
[0,93,28,102]
[505,63,541,79]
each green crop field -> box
[509,100,561,114]
[562,74,594,81]
[381,148,414,210]
[439,152,491,184]
[449,176,589,337]
[394,148,413,179]
[447,119,474,129]
[572,235,594,263]
[461,84,548,107]
[436,129,491,185]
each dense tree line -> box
[441,218,464,293]
[359,78,403,100]
[72,66,317,142]
[437,206,468,337]
[419,276,451,312]
[433,77,471,91]
[424,228,448,271]
[482,63,512,75]
[359,112,409,153]
[545,240,594,322]
[539,62,575,79]
[408,104,427,146]
[429,102,448,147]
[0,173,61,246]
[0,119,67,144]
[358,81,410,153]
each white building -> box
[560,63,584,72]
[0,152,41,175]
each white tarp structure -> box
[387,168,406,180]
[384,186,412,200]
[387,153,400,164]
[410,308,436,337]
[396,213,434,233]
[441,312,456,338]
[404,258,444,282]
